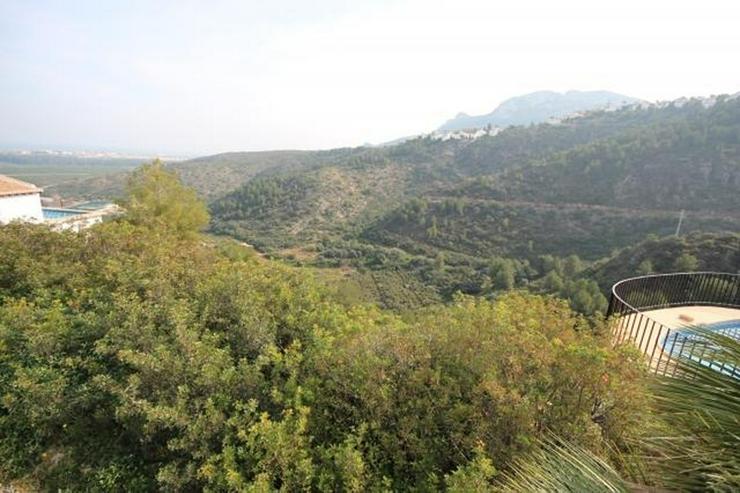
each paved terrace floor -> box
[615,306,740,372]
[644,306,740,328]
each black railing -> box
[607,272,740,375]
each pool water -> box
[42,208,84,220]
[664,319,740,376]
[667,319,740,344]
[705,319,740,338]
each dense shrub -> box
[0,226,646,490]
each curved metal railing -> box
[607,272,740,375]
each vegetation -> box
[0,164,651,490]
[499,326,740,492]
[2,163,738,490]
[587,232,740,291]
[497,438,630,492]
[123,159,210,237]
[492,97,740,211]
[645,327,740,491]
[203,98,738,312]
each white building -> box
[0,174,118,231]
[0,175,44,224]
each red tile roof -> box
[0,175,43,197]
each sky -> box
[1,0,739,156]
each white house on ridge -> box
[0,174,44,224]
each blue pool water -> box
[666,319,740,345]
[705,319,740,338]
[663,319,740,375]
[42,208,84,220]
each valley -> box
[15,93,740,314]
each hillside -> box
[452,99,740,211]
[211,97,739,251]
[204,95,740,311]
[438,90,639,131]
[365,198,737,261]
[45,93,740,312]
[52,91,660,203]
[213,98,738,242]
[586,232,740,291]
[52,149,353,201]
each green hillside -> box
[453,98,740,211]
[201,97,740,312]
[365,198,736,261]
[45,96,740,312]
[586,232,740,291]
[211,96,740,247]
[52,149,356,201]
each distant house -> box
[0,174,44,223]
[0,174,118,231]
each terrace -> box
[607,272,740,376]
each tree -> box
[122,159,209,236]
[434,252,445,270]
[571,289,595,314]
[540,255,564,277]
[673,253,699,272]
[496,263,516,290]
[490,259,516,290]
[636,259,654,275]
[563,255,583,277]
[426,215,439,238]
[543,270,564,293]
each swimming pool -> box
[42,208,84,220]
[663,319,740,376]
[704,319,740,339]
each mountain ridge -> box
[438,90,641,131]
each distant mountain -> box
[438,90,640,131]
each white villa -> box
[0,175,44,223]
[0,174,117,231]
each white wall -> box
[0,193,44,224]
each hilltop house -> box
[0,175,44,223]
[0,174,118,231]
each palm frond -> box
[497,437,630,493]
[644,325,740,491]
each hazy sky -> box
[1,0,739,156]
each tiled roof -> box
[0,175,43,197]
